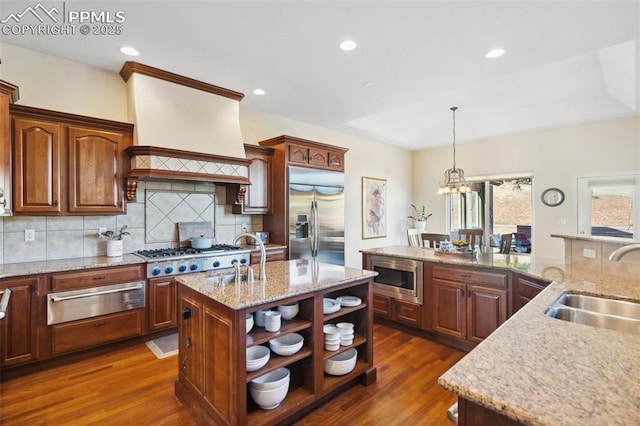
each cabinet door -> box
[12,118,63,214]
[1,277,40,366]
[244,152,272,213]
[149,277,178,330]
[327,150,344,171]
[393,299,422,328]
[432,279,466,339]
[512,276,547,314]
[307,147,328,168]
[179,294,203,391]
[467,285,507,344]
[372,294,391,318]
[288,144,309,165]
[67,126,124,214]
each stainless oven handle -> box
[0,289,11,320]
[50,282,144,302]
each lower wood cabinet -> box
[250,247,287,264]
[373,294,422,328]
[0,275,46,367]
[51,310,143,355]
[512,273,550,314]
[431,266,508,345]
[148,276,178,330]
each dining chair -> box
[458,229,484,249]
[499,233,512,254]
[421,233,450,249]
[407,229,421,247]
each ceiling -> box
[1,0,639,150]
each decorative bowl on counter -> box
[324,348,357,376]
[277,302,299,320]
[269,333,304,356]
[250,367,290,390]
[246,345,270,371]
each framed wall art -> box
[362,176,386,239]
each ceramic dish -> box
[323,298,341,314]
[336,296,362,307]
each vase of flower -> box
[408,204,432,234]
[414,220,427,233]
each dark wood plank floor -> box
[0,323,464,425]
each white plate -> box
[323,298,340,314]
[336,296,362,307]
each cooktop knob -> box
[190,264,199,271]
[240,258,248,264]
[178,264,187,272]
[165,266,174,274]
[152,267,161,276]
[213,260,221,268]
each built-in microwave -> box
[366,255,423,305]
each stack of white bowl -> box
[246,345,270,371]
[249,367,290,410]
[336,322,354,346]
[323,324,341,351]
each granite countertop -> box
[551,233,640,244]
[0,254,146,279]
[176,259,377,310]
[360,245,565,281]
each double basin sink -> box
[546,292,640,336]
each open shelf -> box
[246,384,315,426]
[246,318,312,347]
[246,347,313,382]
[322,303,367,322]
[322,335,366,360]
[321,359,370,394]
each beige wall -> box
[413,116,640,259]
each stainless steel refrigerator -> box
[288,166,344,265]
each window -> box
[577,174,639,239]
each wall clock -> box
[541,188,565,207]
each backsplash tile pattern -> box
[0,180,263,265]
[145,190,215,243]
[133,155,249,179]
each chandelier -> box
[437,106,471,194]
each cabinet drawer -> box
[250,248,286,264]
[51,265,145,291]
[432,266,507,288]
[51,310,142,354]
[514,278,546,300]
[373,294,391,317]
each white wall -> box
[413,116,640,259]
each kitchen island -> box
[174,259,377,426]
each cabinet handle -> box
[182,308,192,320]
[92,276,106,280]
[460,274,472,278]
[94,321,106,327]
[53,200,58,207]
[0,199,6,208]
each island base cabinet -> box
[458,398,521,425]
[176,276,375,426]
[373,294,422,328]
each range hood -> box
[119,62,251,199]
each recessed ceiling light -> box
[253,88,266,96]
[120,46,139,56]
[339,40,357,51]
[362,82,373,87]
[486,48,505,59]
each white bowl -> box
[277,302,299,320]
[324,347,357,376]
[340,337,353,346]
[324,336,340,344]
[269,333,304,356]
[336,322,354,331]
[246,313,254,334]
[323,324,340,338]
[246,345,270,371]
[250,367,290,390]
[249,381,289,410]
[325,343,340,351]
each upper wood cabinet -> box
[226,144,274,214]
[11,105,133,215]
[260,135,348,172]
[0,81,19,216]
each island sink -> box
[546,292,640,335]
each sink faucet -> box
[232,260,242,285]
[233,232,267,281]
[609,244,640,261]
[243,264,254,284]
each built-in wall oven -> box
[366,255,423,305]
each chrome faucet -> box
[233,232,267,281]
[609,244,640,261]
[243,264,254,284]
[232,260,242,285]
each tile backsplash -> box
[0,180,262,264]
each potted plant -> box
[408,204,432,233]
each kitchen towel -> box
[145,333,178,359]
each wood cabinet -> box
[249,246,287,264]
[511,273,550,315]
[0,81,18,216]
[259,135,348,248]
[148,276,178,330]
[431,266,508,344]
[0,275,47,367]
[372,294,422,328]
[175,276,375,425]
[10,105,133,215]
[227,144,274,214]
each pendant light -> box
[437,106,471,194]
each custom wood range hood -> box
[119,62,251,200]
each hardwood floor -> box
[0,324,464,425]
